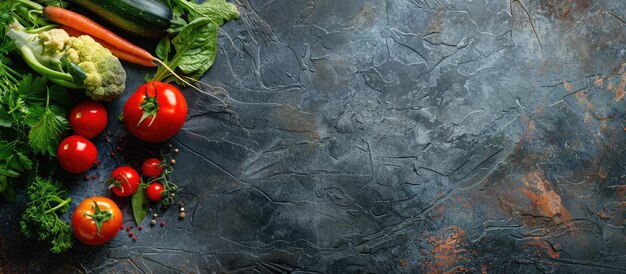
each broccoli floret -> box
[7,24,126,101]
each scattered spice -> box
[179,212,186,219]
[138,226,143,230]
[132,236,137,242]
[160,221,165,227]
[153,213,158,218]
[120,225,124,230]
[129,232,134,237]
[150,219,157,226]
[91,175,96,180]
[170,159,176,165]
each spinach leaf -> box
[172,18,218,75]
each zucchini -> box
[68,0,172,38]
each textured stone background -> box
[2,0,626,273]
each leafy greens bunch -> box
[0,0,73,253]
[149,0,240,84]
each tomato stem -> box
[84,200,114,237]
[137,82,159,127]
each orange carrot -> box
[60,25,157,67]
[43,6,156,62]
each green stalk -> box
[44,197,71,214]
[16,0,43,11]
[18,46,74,82]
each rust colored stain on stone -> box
[498,172,571,225]
[519,172,571,222]
[539,0,593,25]
[615,74,626,102]
[563,80,573,92]
[526,237,561,259]
[421,226,470,274]
[593,76,604,87]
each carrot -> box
[60,26,157,67]
[43,6,156,62]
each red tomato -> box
[145,182,164,201]
[72,196,122,246]
[108,166,140,197]
[123,81,187,143]
[69,101,108,139]
[141,158,163,178]
[57,135,97,174]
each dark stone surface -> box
[3,0,626,273]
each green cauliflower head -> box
[64,35,126,101]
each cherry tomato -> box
[141,158,163,178]
[69,101,108,139]
[123,81,187,143]
[57,135,97,174]
[72,196,122,246]
[108,166,140,197]
[145,182,164,201]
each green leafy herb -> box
[25,92,69,156]
[19,176,73,253]
[0,18,70,202]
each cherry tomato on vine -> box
[108,166,140,197]
[72,196,122,246]
[142,158,163,178]
[69,101,108,139]
[57,135,97,174]
[145,182,164,201]
[122,81,187,143]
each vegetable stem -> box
[44,197,71,214]
[16,45,74,82]
[16,0,43,11]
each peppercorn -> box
[179,207,185,212]
[170,159,176,165]
[138,226,143,230]
[120,225,124,230]
[174,148,179,153]
[150,219,157,226]
[179,212,186,219]
[153,213,158,218]
[160,221,165,227]
[132,237,137,242]
[129,232,134,237]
